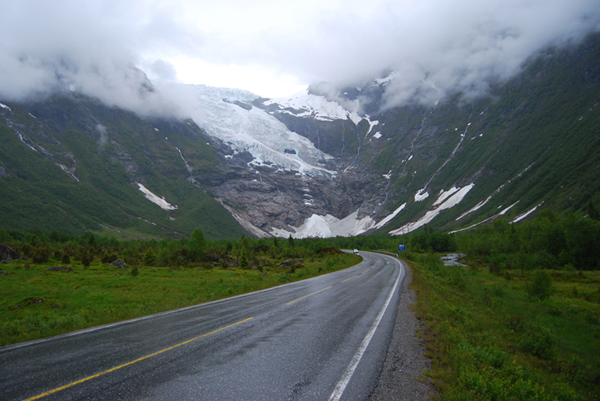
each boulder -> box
[110,258,128,269]
[0,244,22,262]
[46,266,73,272]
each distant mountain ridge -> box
[1,32,599,239]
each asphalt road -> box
[1,251,405,401]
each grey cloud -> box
[0,0,194,117]
[0,0,599,117]
[261,0,600,109]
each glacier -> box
[183,85,336,177]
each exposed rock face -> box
[0,244,22,261]
[202,145,394,237]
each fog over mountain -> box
[1,0,599,114]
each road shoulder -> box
[370,262,437,401]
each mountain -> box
[1,32,599,239]
[0,93,245,240]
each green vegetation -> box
[397,210,600,399]
[0,230,360,346]
[409,252,600,400]
[0,94,244,240]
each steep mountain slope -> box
[0,94,245,239]
[258,32,600,236]
[1,32,599,239]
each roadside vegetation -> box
[2,208,599,399]
[0,229,360,346]
[334,208,600,399]
[407,210,600,400]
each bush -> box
[143,250,156,266]
[519,325,556,360]
[81,254,91,268]
[526,270,553,301]
[61,253,71,264]
[131,265,139,277]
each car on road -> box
[353,249,360,255]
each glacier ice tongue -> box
[185,85,335,178]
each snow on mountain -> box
[271,210,376,239]
[184,85,335,177]
[390,184,474,234]
[264,90,375,127]
[374,202,406,230]
[137,183,177,211]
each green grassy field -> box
[0,253,361,346]
[409,253,600,400]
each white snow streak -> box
[511,202,543,223]
[450,201,519,234]
[375,203,406,229]
[0,102,11,111]
[414,188,429,202]
[391,184,474,234]
[137,183,177,211]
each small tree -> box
[240,249,249,269]
[526,270,553,301]
[143,249,156,266]
[189,228,207,261]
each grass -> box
[408,252,600,400]
[0,253,361,346]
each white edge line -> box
[328,257,403,401]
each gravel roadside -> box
[370,262,437,400]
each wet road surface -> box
[1,251,405,401]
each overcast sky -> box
[1,0,599,112]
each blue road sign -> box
[399,244,405,251]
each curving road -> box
[0,251,405,401]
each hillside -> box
[0,94,245,240]
[1,32,599,239]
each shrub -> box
[143,250,156,266]
[519,325,556,360]
[506,315,526,333]
[526,270,553,301]
[61,253,71,264]
[131,265,139,277]
[81,254,91,268]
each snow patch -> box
[373,132,382,139]
[375,203,406,229]
[450,201,519,234]
[366,119,379,135]
[0,102,11,111]
[383,170,392,179]
[272,210,375,238]
[434,187,460,206]
[511,203,543,223]
[137,183,178,211]
[391,184,474,234]
[414,188,429,202]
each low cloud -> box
[0,0,599,115]
[262,0,600,108]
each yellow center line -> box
[286,286,333,305]
[342,275,359,283]
[23,317,254,401]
